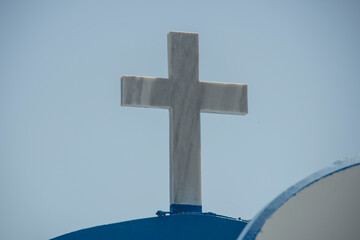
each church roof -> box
[52,212,248,240]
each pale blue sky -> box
[1,1,359,239]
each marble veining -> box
[121,31,248,208]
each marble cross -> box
[121,31,248,213]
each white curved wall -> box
[256,165,360,240]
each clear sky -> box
[1,1,359,239]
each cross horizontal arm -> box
[200,82,248,114]
[121,76,172,109]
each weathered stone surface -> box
[121,31,248,209]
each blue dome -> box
[52,212,248,240]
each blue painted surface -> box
[238,156,360,240]
[51,212,248,240]
[170,204,202,213]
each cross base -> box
[170,204,202,214]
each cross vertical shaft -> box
[168,32,202,212]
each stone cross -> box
[121,31,248,213]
